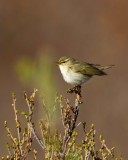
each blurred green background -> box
[0,0,128,158]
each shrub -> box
[2,88,122,160]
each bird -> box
[57,56,113,87]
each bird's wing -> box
[71,61,106,76]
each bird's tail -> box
[95,64,114,70]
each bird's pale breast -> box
[59,65,91,85]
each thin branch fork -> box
[61,85,82,158]
[24,89,46,150]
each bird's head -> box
[57,56,74,66]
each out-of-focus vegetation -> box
[16,53,57,113]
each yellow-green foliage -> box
[1,89,123,160]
